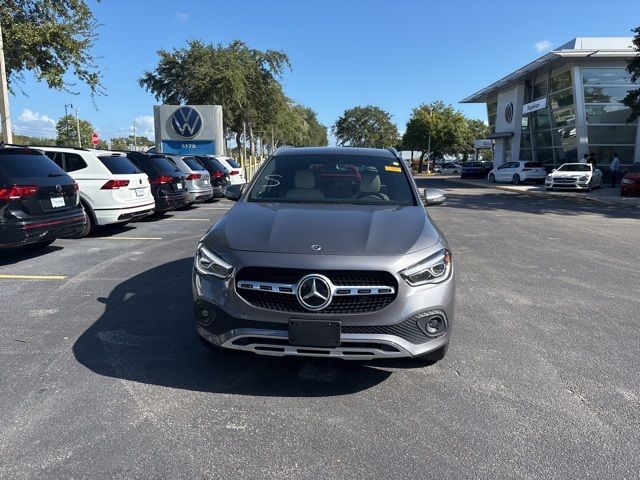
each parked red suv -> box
[621,163,640,196]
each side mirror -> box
[423,188,446,206]
[551,169,556,173]
[224,183,246,201]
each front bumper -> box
[0,210,86,248]
[545,180,590,190]
[192,245,455,360]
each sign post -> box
[91,132,99,146]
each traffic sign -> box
[91,132,99,146]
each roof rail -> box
[386,147,402,160]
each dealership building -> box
[462,37,640,169]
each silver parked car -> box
[165,154,214,204]
[193,147,454,362]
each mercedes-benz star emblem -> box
[171,106,203,138]
[296,274,332,311]
[55,184,62,193]
[311,244,322,251]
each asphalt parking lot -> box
[1,180,639,479]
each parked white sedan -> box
[545,163,603,191]
[488,161,547,185]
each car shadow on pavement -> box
[0,244,64,266]
[72,258,393,397]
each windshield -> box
[465,162,482,167]
[248,154,416,205]
[98,155,143,174]
[183,157,206,171]
[629,163,640,173]
[557,164,591,172]
[221,157,241,168]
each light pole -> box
[0,19,12,144]
[64,103,73,146]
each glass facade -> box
[487,101,497,134]
[521,69,577,168]
[582,67,637,165]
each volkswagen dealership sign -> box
[153,105,224,155]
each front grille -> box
[554,178,576,184]
[235,267,397,314]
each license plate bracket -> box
[50,196,65,208]
[289,320,341,348]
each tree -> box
[56,114,95,147]
[139,40,290,154]
[460,118,490,162]
[110,135,154,150]
[271,103,328,147]
[0,0,102,95]
[402,101,468,170]
[622,26,640,121]
[332,106,399,148]
[13,134,55,146]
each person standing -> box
[609,153,620,188]
[588,153,597,170]
[580,153,589,164]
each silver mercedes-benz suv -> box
[193,147,454,362]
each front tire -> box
[488,173,496,183]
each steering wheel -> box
[355,192,386,200]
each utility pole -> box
[0,20,13,143]
[64,103,73,146]
[132,121,137,150]
[75,107,82,147]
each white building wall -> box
[493,84,525,168]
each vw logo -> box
[55,184,62,193]
[296,274,332,311]
[505,102,514,124]
[171,106,203,138]
[311,244,322,251]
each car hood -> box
[207,202,440,255]
[552,171,590,178]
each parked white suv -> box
[36,147,155,236]
[214,156,246,184]
[488,161,547,185]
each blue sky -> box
[9,0,640,142]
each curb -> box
[442,177,636,208]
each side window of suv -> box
[45,151,64,170]
[63,153,88,172]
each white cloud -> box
[14,108,57,137]
[534,40,553,53]
[176,12,189,22]
[132,115,155,139]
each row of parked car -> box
[0,144,245,249]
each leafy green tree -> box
[622,26,640,121]
[13,134,55,146]
[271,103,328,147]
[0,0,102,94]
[332,106,399,148]
[402,101,468,170]
[55,114,95,147]
[139,40,290,154]
[460,118,490,161]
[110,135,154,150]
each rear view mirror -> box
[224,183,246,201]
[423,188,446,206]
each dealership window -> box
[528,69,577,166]
[582,67,638,165]
[487,101,497,134]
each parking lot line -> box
[0,274,67,280]
[93,236,162,240]
[164,218,211,221]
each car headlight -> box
[400,249,452,286]
[546,175,552,181]
[195,243,233,278]
[578,176,588,182]
[621,178,632,185]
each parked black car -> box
[194,156,230,198]
[0,146,86,249]
[461,161,493,179]
[121,152,190,212]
